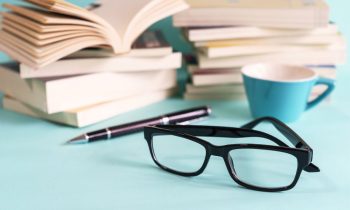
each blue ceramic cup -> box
[242,63,335,122]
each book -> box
[20,52,182,78]
[187,65,241,74]
[184,89,327,101]
[0,0,188,68]
[3,89,176,127]
[191,69,243,86]
[0,63,177,114]
[184,92,246,100]
[185,24,339,42]
[68,30,173,58]
[194,34,345,48]
[187,65,335,85]
[199,37,346,58]
[308,65,336,79]
[197,49,346,68]
[173,0,329,29]
[186,83,245,94]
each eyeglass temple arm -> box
[153,125,289,148]
[240,117,320,172]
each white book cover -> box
[201,38,346,58]
[309,66,336,79]
[173,0,329,28]
[195,34,345,48]
[20,52,182,78]
[186,83,245,94]
[184,92,246,100]
[187,65,241,74]
[185,24,338,42]
[191,70,243,86]
[184,89,328,101]
[0,63,177,114]
[3,88,176,127]
[198,49,346,68]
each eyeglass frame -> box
[144,117,320,192]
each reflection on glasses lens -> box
[229,148,298,188]
[152,135,206,173]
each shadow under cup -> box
[242,63,335,122]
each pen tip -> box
[65,135,88,145]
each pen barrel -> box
[86,106,211,142]
[109,117,162,138]
[167,107,211,124]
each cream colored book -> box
[309,65,336,79]
[68,30,174,58]
[198,49,346,68]
[0,63,177,114]
[199,37,346,58]
[186,83,245,94]
[20,52,181,78]
[173,0,329,29]
[184,89,327,101]
[184,92,246,100]
[191,70,243,86]
[0,0,188,68]
[187,65,241,74]
[195,34,345,48]
[3,89,175,127]
[185,24,338,42]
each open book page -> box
[93,0,188,51]
[124,0,189,47]
[0,31,107,67]
[92,0,155,52]
[2,21,102,47]
[25,0,120,49]
[0,2,114,67]
[2,19,97,40]
[1,12,96,33]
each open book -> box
[0,0,188,68]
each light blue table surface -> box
[1,1,350,209]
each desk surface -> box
[1,1,350,210]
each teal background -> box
[0,0,350,209]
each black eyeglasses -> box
[144,117,320,192]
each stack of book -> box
[173,0,346,100]
[0,0,188,127]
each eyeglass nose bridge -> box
[208,145,227,157]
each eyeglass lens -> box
[152,134,299,188]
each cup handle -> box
[306,77,335,110]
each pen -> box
[66,106,212,144]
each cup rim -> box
[241,63,318,83]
